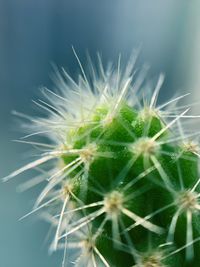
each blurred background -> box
[1,0,200,266]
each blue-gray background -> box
[0,1,199,267]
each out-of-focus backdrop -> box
[1,1,200,267]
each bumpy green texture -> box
[4,49,200,267]
[59,102,200,267]
[6,67,200,267]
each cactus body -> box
[5,54,200,267]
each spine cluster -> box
[4,53,200,267]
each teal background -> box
[0,1,199,267]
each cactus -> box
[4,52,200,267]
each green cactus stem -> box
[4,53,200,267]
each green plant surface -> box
[4,54,200,267]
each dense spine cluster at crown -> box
[5,52,200,267]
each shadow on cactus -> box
[4,50,200,267]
